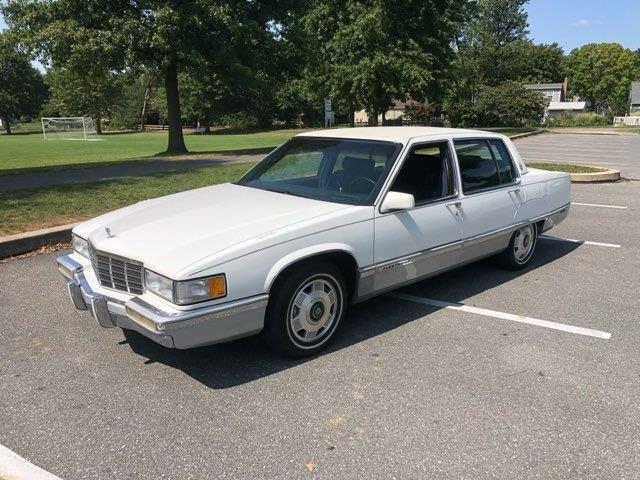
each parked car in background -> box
[58,127,570,357]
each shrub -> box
[213,112,259,131]
[447,82,547,127]
[544,112,611,127]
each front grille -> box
[89,246,144,294]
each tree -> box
[0,33,47,134]
[448,81,546,127]
[457,0,530,87]
[566,43,637,115]
[3,1,296,152]
[304,0,471,125]
[514,41,565,84]
[45,65,123,134]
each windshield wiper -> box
[263,187,306,198]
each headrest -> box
[342,156,374,171]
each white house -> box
[523,82,565,103]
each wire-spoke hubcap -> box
[289,278,339,344]
[514,224,535,263]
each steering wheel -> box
[347,177,375,193]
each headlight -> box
[144,270,174,303]
[174,274,226,305]
[72,234,90,258]
[144,270,226,305]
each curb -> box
[509,129,547,140]
[0,223,76,259]
[570,168,621,183]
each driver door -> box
[373,141,463,292]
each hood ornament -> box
[105,227,116,238]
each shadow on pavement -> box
[122,238,580,389]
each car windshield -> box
[236,137,402,205]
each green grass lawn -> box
[0,162,254,236]
[0,126,540,175]
[0,129,301,174]
[527,162,603,173]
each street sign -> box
[324,99,332,112]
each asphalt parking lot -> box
[1,133,640,479]
[516,131,640,179]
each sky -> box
[526,0,639,52]
[1,0,639,55]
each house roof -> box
[296,126,495,144]
[524,83,564,90]
[630,82,640,105]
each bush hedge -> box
[544,112,611,127]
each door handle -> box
[446,201,462,216]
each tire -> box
[496,223,538,270]
[263,261,347,357]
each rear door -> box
[372,141,463,292]
[452,138,522,262]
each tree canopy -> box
[0,33,47,134]
[566,42,639,115]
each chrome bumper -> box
[57,254,268,349]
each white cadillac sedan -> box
[58,127,570,357]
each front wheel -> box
[496,223,538,270]
[263,262,347,357]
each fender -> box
[264,243,359,292]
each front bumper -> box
[57,254,268,349]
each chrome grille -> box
[89,246,144,294]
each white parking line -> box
[0,443,62,480]
[539,235,621,248]
[572,202,628,210]
[388,292,611,340]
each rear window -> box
[454,140,501,193]
[454,139,519,194]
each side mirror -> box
[380,191,415,213]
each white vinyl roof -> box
[296,126,487,144]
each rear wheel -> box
[263,262,346,357]
[496,223,538,270]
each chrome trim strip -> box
[463,223,523,247]
[359,239,463,274]
[125,294,270,332]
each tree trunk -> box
[204,117,211,134]
[368,107,378,126]
[381,110,387,126]
[164,55,187,153]
[348,98,354,128]
[3,118,11,135]
[94,116,102,135]
[140,72,155,132]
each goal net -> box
[41,117,102,141]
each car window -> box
[259,147,324,182]
[488,139,517,184]
[389,141,453,204]
[237,138,401,205]
[453,140,501,194]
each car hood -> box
[74,183,352,278]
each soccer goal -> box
[41,117,102,141]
